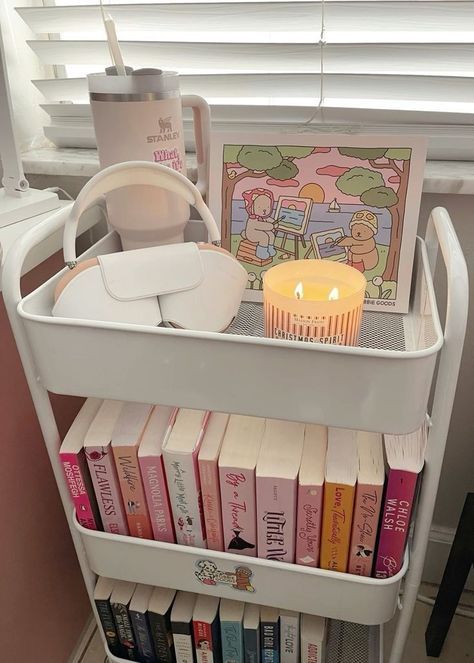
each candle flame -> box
[328,287,339,301]
[294,281,304,300]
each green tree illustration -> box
[220,145,314,250]
[335,147,411,281]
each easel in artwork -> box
[274,196,313,260]
[275,226,307,260]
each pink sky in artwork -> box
[229,147,402,203]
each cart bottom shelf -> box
[103,622,381,663]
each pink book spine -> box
[164,448,207,548]
[139,455,175,543]
[85,445,129,536]
[257,476,297,562]
[374,469,418,578]
[60,451,100,530]
[199,457,224,552]
[295,483,324,567]
[347,482,384,576]
[219,466,257,556]
[114,447,153,540]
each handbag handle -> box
[63,161,221,266]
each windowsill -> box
[22,147,474,196]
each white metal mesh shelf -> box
[16,233,442,434]
[326,621,381,663]
[227,302,409,353]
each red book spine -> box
[60,451,101,530]
[193,620,215,663]
[374,469,418,578]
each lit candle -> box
[263,260,366,346]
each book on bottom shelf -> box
[347,431,385,576]
[300,614,326,663]
[220,598,245,663]
[198,412,230,552]
[219,415,265,556]
[163,409,210,547]
[110,579,138,661]
[320,428,358,573]
[295,425,327,567]
[279,610,300,663]
[129,584,156,663]
[112,402,154,539]
[243,604,260,663]
[260,606,280,663]
[59,397,103,530]
[138,405,177,543]
[84,399,129,535]
[148,586,177,663]
[171,591,198,663]
[375,423,427,579]
[94,576,123,659]
[193,594,222,663]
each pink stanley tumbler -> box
[88,69,210,249]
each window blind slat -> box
[17,2,474,36]
[13,0,474,158]
[40,101,474,124]
[42,115,474,160]
[27,40,474,77]
[33,73,474,105]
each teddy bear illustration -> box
[336,209,379,272]
[233,566,255,592]
[241,188,277,260]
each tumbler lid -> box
[88,70,180,96]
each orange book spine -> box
[320,482,356,573]
[113,445,153,539]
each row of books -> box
[94,575,326,663]
[60,399,427,578]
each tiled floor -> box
[81,590,474,663]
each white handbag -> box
[53,161,247,332]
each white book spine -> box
[164,449,206,548]
[280,613,299,663]
[173,633,195,663]
[301,632,325,663]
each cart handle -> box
[2,203,73,310]
[425,206,469,351]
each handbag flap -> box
[98,242,204,300]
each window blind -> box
[16,0,474,159]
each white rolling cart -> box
[2,206,468,663]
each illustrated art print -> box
[209,133,427,312]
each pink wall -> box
[0,251,90,662]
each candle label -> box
[274,328,345,345]
[265,300,363,346]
